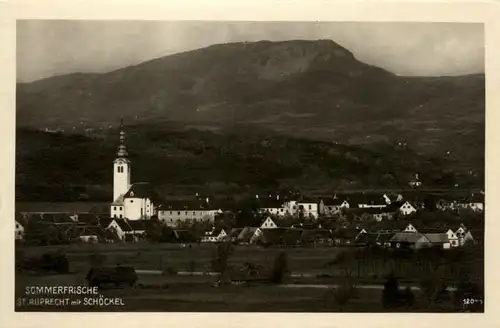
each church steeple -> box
[116,118,128,158]
[113,118,131,203]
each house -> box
[399,201,417,216]
[226,228,244,242]
[236,227,263,245]
[389,232,431,249]
[402,223,418,233]
[15,219,25,240]
[423,233,451,249]
[257,196,288,216]
[462,231,475,246]
[466,194,484,212]
[375,232,394,248]
[319,197,350,216]
[260,216,278,229]
[445,229,459,248]
[201,228,227,243]
[296,198,319,219]
[355,233,379,247]
[78,226,103,243]
[158,199,220,227]
[106,218,150,242]
[359,207,394,222]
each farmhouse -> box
[260,216,278,229]
[201,228,227,243]
[399,201,417,216]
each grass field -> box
[15,243,482,312]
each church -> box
[110,121,160,220]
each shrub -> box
[162,265,178,276]
[270,251,289,284]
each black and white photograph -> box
[13,19,485,313]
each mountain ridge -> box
[16,39,484,161]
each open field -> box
[15,243,483,312]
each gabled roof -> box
[237,227,260,242]
[161,199,214,211]
[112,219,133,232]
[423,233,449,243]
[79,226,104,237]
[127,220,147,231]
[356,233,378,244]
[112,194,125,206]
[97,216,114,229]
[228,228,244,238]
[123,182,161,202]
[297,197,318,204]
[376,233,394,243]
[390,232,425,243]
[76,213,99,225]
[418,228,445,234]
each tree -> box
[332,282,356,312]
[270,251,289,284]
[211,242,234,284]
[381,273,401,309]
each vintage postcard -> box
[1,0,500,328]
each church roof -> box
[123,182,161,202]
[112,194,125,205]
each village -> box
[15,190,484,250]
[15,122,484,251]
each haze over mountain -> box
[17,40,484,156]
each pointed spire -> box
[116,118,128,158]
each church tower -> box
[113,119,131,202]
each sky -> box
[16,20,484,83]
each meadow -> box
[15,243,482,312]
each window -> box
[309,205,312,210]
[141,208,143,216]
[119,214,123,218]
[114,206,117,211]
[177,212,181,215]
[120,207,122,211]
[16,224,19,229]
